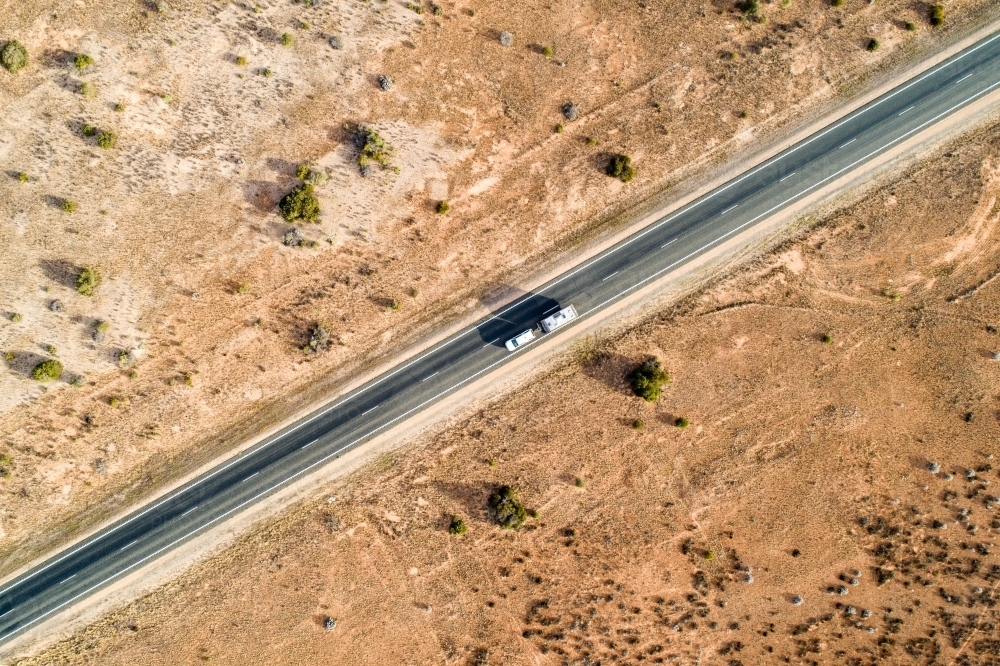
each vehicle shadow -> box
[475,286,562,349]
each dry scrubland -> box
[0,0,992,573]
[19,111,1000,665]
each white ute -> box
[504,329,535,351]
[503,304,578,352]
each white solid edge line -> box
[779,172,796,182]
[3,76,997,636]
[2,33,997,605]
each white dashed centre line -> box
[720,205,738,215]
[959,73,974,83]
[361,405,379,416]
[602,271,619,282]
[839,138,856,149]
[242,472,259,483]
[180,506,199,517]
[119,540,139,552]
[779,172,796,182]
[661,238,677,248]
[898,105,915,116]
[422,372,439,382]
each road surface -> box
[3,27,1000,646]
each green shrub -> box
[81,124,97,137]
[80,81,96,98]
[94,320,110,333]
[281,32,295,46]
[675,416,690,429]
[279,183,320,223]
[16,172,28,182]
[10,313,22,323]
[62,200,78,213]
[448,516,467,535]
[236,55,247,66]
[436,200,450,215]
[1,40,28,74]
[741,0,764,21]
[406,1,424,13]
[822,333,833,344]
[606,154,636,183]
[831,0,843,5]
[586,136,597,146]
[296,163,310,180]
[46,344,57,355]
[867,38,880,52]
[905,21,918,31]
[574,477,585,488]
[97,130,116,149]
[631,418,645,431]
[930,4,945,26]
[76,266,100,296]
[31,359,63,382]
[541,45,554,58]
[355,126,394,174]
[488,485,527,530]
[629,357,669,402]
[74,53,94,70]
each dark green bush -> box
[629,357,669,402]
[279,183,320,223]
[675,416,690,429]
[488,485,527,530]
[541,45,554,58]
[436,200,450,215]
[867,38,879,52]
[448,516,467,535]
[606,154,635,183]
[81,124,97,137]
[1,40,28,73]
[905,21,918,31]
[930,4,945,26]
[31,359,63,382]
[76,266,100,296]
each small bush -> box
[554,123,564,133]
[741,0,764,21]
[76,266,100,296]
[499,31,514,47]
[630,357,669,402]
[905,21,918,31]
[822,333,833,344]
[448,516,467,535]
[631,418,644,431]
[16,172,28,182]
[82,124,97,137]
[930,4,945,26]
[574,477,585,488]
[675,416,690,429]
[586,136,597,146]
[31,359,63,382]
[355,125,395,174]
[831,0,843,5]
[1,40,28,74]
[279,183,320,223]
[541,45,554,58]
[436,200,450,215]
[46,344,57,355]
[867,38,880,52]
[304,324,331,354]
[281,32,295,46]
[97,130,116,149]
[431,3,443,15]
[606,154,636,183]
[488,485,527,530]
[406,1,424,13]
[389,297,402,311]
[114,102,126,112]
[109,396,122,407]
[62,200,78,213]
[236,55,247,66]
[80,81,96,98]
[10,313,22,323]
[74,53,94,70]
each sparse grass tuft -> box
[74,53,94,71]
[488,485,527,529]
[76,267,100,296]
[630,357,669,402]
[80,81,97,98]
[281,32,295,47]
[31,359,63,382]
[62,200,78,213]
[114,102,126,112]
[1,40,28,74]
[235,55,247,66]
[82,124,97,137]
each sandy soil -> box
[17,107,1000,665]
[0,0,995,586]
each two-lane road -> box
[5,27,1000,646]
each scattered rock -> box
[791,595,804,606]
[562,102,580,121]
[928,461,941,473]
[329,35,343,49]
[378,74,393,91]
[323,617,336,631]
[498,31,513,47]
[48,300,64,312]
[282,228,304,247]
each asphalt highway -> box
[4,27,1000,646]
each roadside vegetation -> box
[629,357,669,402]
